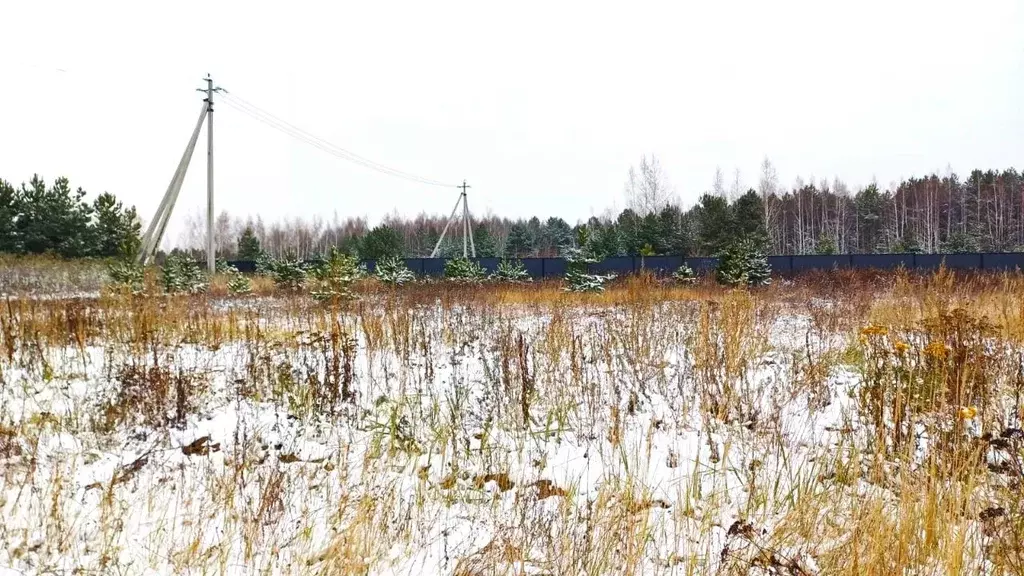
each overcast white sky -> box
[1,0,1022,243]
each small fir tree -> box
[309,247,359,302]
[564,227,613,292]
[444,258,487,282]
[671,263,697,285]
[106,260,145,294]
[162,252,207,294]
[490,259,531,283]
[376,256,416,286]
[716,239,771,287]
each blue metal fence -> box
[226,253,1024,280]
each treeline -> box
[764,168,1024,255]
[192,160,1024,261]
[5,159,1024,263]
[0,176,141,258]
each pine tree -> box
[106,260,145,294]
[893,231,923,254]
[92,192,141,258]
[542,217,574,256]
[815,235,838,255]
[0,180,19,253]
[162,252,207,294]
[16,175,94,257]
[272,256,308,291]
[471,223,498,257]
[638,213,664,254]
[672,263,697,284]
[584,217,620,259]
[716,239,771,287]
[658,205,691,256]
[226,267,252,295]
[616,209,643,256]
[309,247,359,302]
[505,223,533,257]
[564,227,613,292]
[444,258,487,282]
[490,259,531,283]
[376,256,416,285]
[732,189,769,250]
[359,225,404,260]
[745,248,772,286]
[941,231,980,254]
[855,184,885,253]
[237,226,263,260]
[695,194,733,256]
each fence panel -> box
[422,258,446,277]
[850,254,915,269]
[791,255,852,271]
[685,257,719,272]
[767,256,791,273]
[637,256,683,276]
[543,258,567,278]
[589,257,634,276]
[227,260,256,273]
[521,259,545,279]
[403,258,425,275]
[474,258,501,274]
[982,253,1024,270]
[915,254,981,269]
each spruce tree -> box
[237,226,263,260]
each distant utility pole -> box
[430,180,476,258]
[197,75,222,273]
[459,180,475,258]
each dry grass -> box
[0,263,1023,574]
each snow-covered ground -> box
[0,291,1020,575]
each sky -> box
[1,0,1022,245]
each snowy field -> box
[1,273,1023,575]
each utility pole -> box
[197,75,222,274]
[459,180,471,258]
[429,180,476,259]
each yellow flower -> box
[894,341,909,355]
[958,406,978,420]
[924,341,948,359]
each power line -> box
[220,97,451,186]
[218,90,456,188]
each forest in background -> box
[3,156,1024,261]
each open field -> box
[1,268,1023,575]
